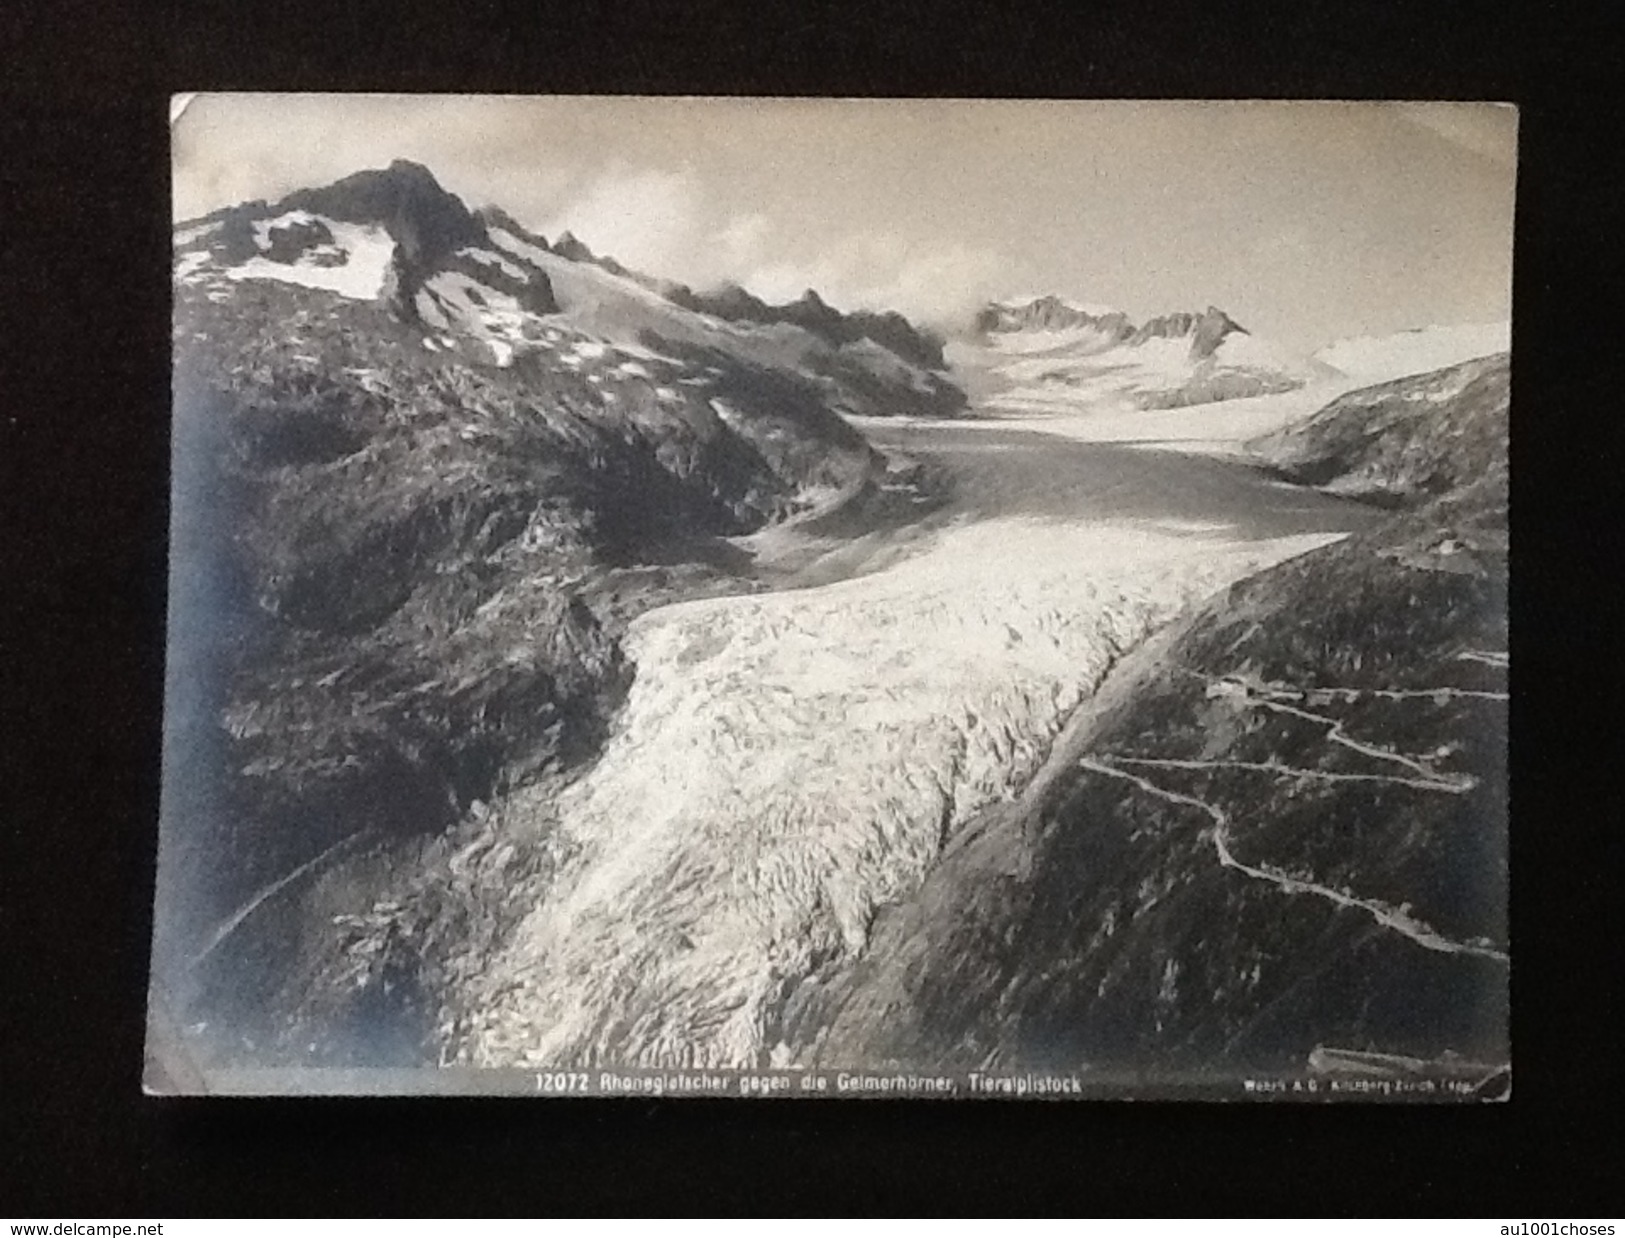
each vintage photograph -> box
[151,95,1513,1098]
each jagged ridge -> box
[976,297,1249,362]
[472,216,949,372]
[963,295,1331,413]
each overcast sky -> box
[173,95,1516,351]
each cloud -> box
[717,212,771,271]
[864,242,1008,324]
[543,177,1006,326]
[539,165,705,274]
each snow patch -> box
[173,221,220,248]
[425,270,518,320]
[224,217,396,300]
[174,251,211,281]
[415,290,451,330]
[420,271,545,360]
[249,210,317,247]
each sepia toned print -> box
[150,96,1513,1098]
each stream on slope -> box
[451,387,1383,1069]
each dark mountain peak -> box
[1127,305,1248,358]
[272,162,496,324]
[686,281,772,320]
[476,205,550,252]
[383,158,444,189]
[846,307,947,370]
[284,160,459,221]
[1192,306,1248,358]
[279,160,486,265]
[778,288,845,335]
[552,231,595,262]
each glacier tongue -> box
[458,506,1343,1070]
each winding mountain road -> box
[1077,755,1510,964]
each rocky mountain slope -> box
[156,161,960,1063]
[959,296,1338,413]
[785,357,1509,1085]
[1250,353,1509,504]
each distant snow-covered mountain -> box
[974,294,1134,335]
[960,296,1338,412]
[1312,321,1511,385]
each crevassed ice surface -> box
[461,503,1341,1069]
